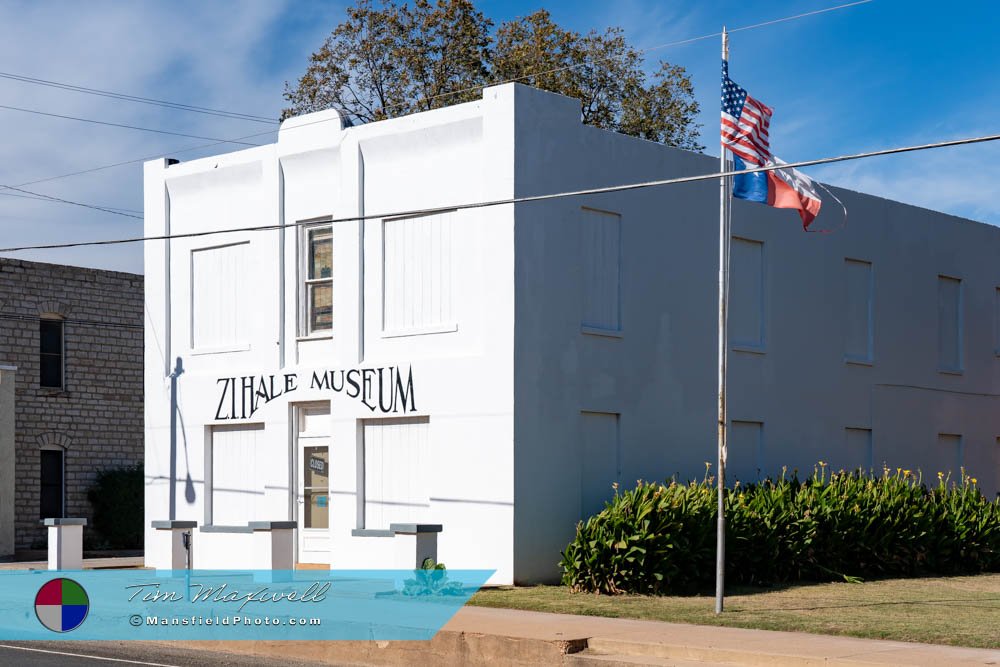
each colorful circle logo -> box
[35,578,89,633]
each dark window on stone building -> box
[39,319,63,389]
[40,449,64,518]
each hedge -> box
[87,465,144,549]
[560,466,1000,594]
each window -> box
[729,420,764,484]
[39,318,64,389]
[302,225,333,335]
[844,428,874,471]
[730,238,765,351]
[580,412,620,519]
[207,423,265,525]
[937,276,962,372]
[938,433,963,482]
[581,208,622,333]
[361,417,430,529]
[844,259,873,363]
[382,212,454,335]
[191,242,249,351]
[39,449,64,518]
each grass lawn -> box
[468,574,1000,649]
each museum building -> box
[144,83,1000,584]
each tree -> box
[284,2,702,150]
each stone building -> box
[0,258,143,554]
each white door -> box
[296,404,331,564]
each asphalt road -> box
[0,641,345,666]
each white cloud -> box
[0,1,341,273]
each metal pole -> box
[715,27,730,616]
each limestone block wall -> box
[0,258,143,550]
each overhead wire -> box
[0,70,277,124]
[0,0,874,194]
[0,131,994,254]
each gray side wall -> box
[511,84,1000,583]
[0,258,143,550]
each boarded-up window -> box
[383,212,453,333]
[845,259,873,362]
[843,428,873,472]
[363,417,430,528]
[994,288,1000,355]
[210,423,264,525]
[729,420,763,484]
[580,412,620,519]
[730,238,765,349]
[581,208,621,331]
[191,242,248,350]
[938,276,962,371]
[938,433,963,482]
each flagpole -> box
[715,26,730,616]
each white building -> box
[144,83,1000,585]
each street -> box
[0,642,343,667]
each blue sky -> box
[0,0,996,273]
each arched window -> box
[39,446,65,519]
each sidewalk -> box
[0,556,144,570]
[153,605,1000,666]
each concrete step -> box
[585,637,869,667]
[568,648,739,666]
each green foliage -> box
[87,465,143,549]
[283,1,702,150]
[403,558,465,596]
[561,465,1000,594]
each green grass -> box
[468,574,1000,649]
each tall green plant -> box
[561,466,1000,594]
[87,465,143,549]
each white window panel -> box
[729,420,764,484]
[581,208,621,331]
[363,417,430,528]
[730,238,765,350]
[210,423,264,525]
[191,242,248,350]
[844,259,873,362]
[938,276,962,372]
[580,411,620,519]
[382,212,453,333]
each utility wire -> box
[0,70,276,124]
[0,0,872,192]
[0,190,142,215]
[0,103,263,147]
[0,183,142,220]
[378,0,874,116]
[0,131,993,254]
[0,312,142,332]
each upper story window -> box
[39,317,64,389]
[302,224,333,336]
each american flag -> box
[721,60,773,166]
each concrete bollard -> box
[150,521,197,570]
[40,518,87,570]
[249,521,297,570]
[389,524,442,569]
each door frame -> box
[291,401,331,565]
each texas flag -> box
[721,60,821,229]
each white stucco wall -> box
[145,88,518,583]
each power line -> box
[0,190,142,215]
[0,183,142,220]
[0,0,872,192]
[0,131,993,254]
[0,103,263,147]
[0,70,277,124]
[0,312,142,332]
[378,0,874,116]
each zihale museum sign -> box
[215,366,416,420]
